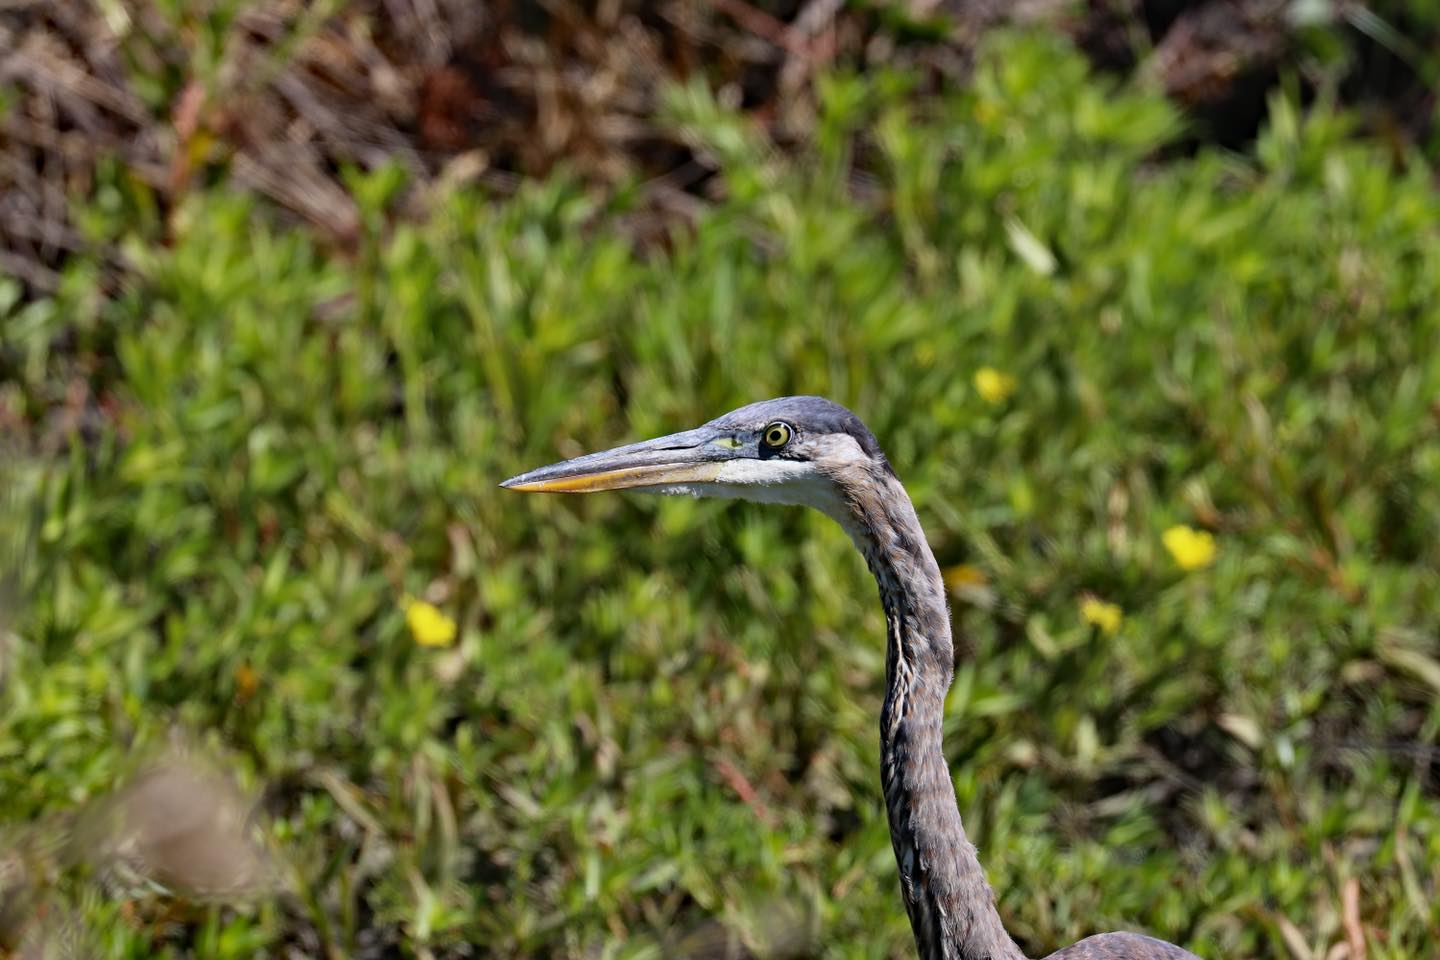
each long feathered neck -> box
[832,464,1025,960]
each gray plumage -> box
[504,396,1202,960]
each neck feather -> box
[831,465,1025,960]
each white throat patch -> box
[636,433,871,529]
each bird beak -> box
[500,426,730,494]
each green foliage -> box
[4,30,1440,960]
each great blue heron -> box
[503,396,1200,960]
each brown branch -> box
[1342,878,1367,960]
[704,0,812,58]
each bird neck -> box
[834,466,1025,960]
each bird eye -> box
[761,421,793,448]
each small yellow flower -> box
[234,664,259,702]
[974,367,1017,405]
[404,596,457,648]
[942,564,988,589]
[1163,525,1217,571]
[1079,597,1123,636]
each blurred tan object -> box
[0,751,270,949]
[77,754,272,899]
[12,902,92,960]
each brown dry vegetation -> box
[2,0,1436,296]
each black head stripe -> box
[713,396,889,466]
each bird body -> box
[1044,933,1199,959]
[504,396,1201,960]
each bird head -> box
[501,396,890,523]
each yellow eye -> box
[762,421,793,448]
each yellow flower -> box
[1079,597,1123,636]
[404,597,457,648]
[1163,525,1216,571]
[974,367,1017,405]
[233,664,258,702]
[942,564,988,589]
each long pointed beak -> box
[501,426,731,493]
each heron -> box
[503,396,1200,960]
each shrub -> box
[2,31,1438,960]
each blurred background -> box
[2,1,1439,957]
